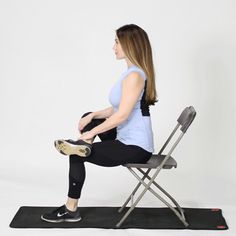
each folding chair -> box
[116,106,197,228]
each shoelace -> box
[52,205,66,214]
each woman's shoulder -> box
[124,65,146,81]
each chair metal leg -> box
[116,167,189,228]
[131,168,188,227]
[137,168,187,221]
[118,169,151,213]
[116,167,162,228]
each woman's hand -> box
[79,131,95,141]
[78,113,94,133]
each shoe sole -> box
[41,215,82,223]
[54,140,91,157]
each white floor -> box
[1,166,236,236]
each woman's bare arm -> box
[92,106,114,119]
[89,72,144,136]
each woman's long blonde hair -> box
[116,24,158,105]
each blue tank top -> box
[108,65,154,153]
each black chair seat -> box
[123,154,177,169]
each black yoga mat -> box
[10,206,228,230]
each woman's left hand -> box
[79,131,95,141]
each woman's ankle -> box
[85,139,93,144]
[66,197,79,212]
[66,203,78,212]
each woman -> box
[41,24,158,223]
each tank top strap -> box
[140,80,150,116]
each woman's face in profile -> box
[113,35,126,60]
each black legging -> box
[68,112,152,199]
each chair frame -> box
[116,106,196,228]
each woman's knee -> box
[81,111,93,118]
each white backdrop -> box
[0,0,236,235]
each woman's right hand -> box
[78,113,94,133]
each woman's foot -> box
[41,205,81,223]
[54,139,92,157]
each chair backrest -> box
[177,106,196,133]
[157,106,196,157]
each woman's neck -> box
[125,58,134,68]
